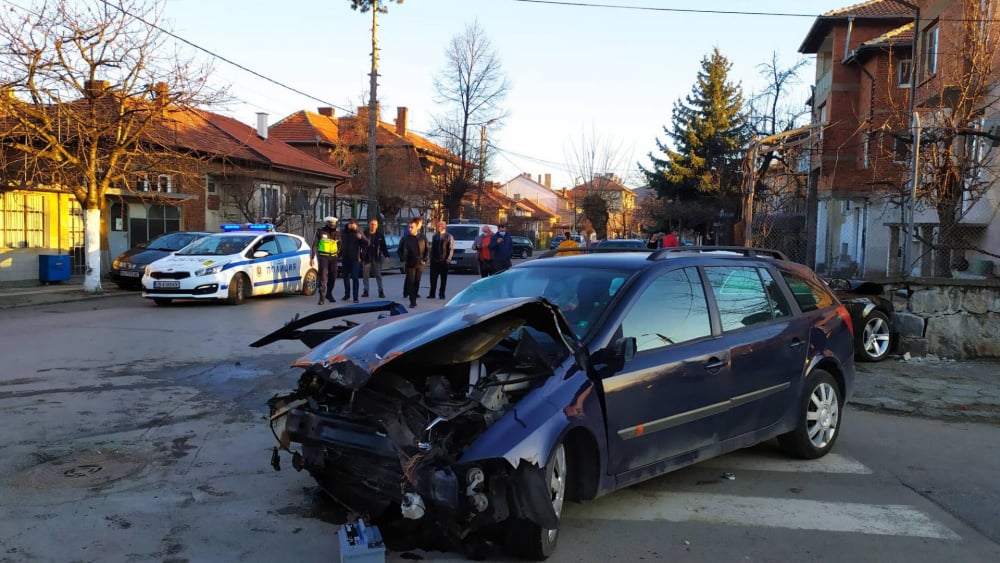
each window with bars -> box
[316,194,335,221]
[260,183,281,221]
[1,192,45,248]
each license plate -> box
[450,260,458,265]
[120,271,141,278]
[154,280,180,289]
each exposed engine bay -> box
[262,300,579,554]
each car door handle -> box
[789,339,804,348]
[704,357,728,371]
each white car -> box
[142,224,317,306]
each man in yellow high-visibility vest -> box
[310,216,341,304]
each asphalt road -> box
[1,269,998,563]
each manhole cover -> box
[9,450,146,489]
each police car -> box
[141,223,317,306]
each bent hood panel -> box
[294,297,578,389]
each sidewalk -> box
[0,278,131,309]
[2,281,998,424]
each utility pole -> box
[477,119,496,221]
[367,0,379,225]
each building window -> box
[922,23,939,78]
[316,194,335,221]
[862,133,871,169]
[898,59,912,87]
[260,183,281,221]
[893,138,910,163]
[205,175,217,194]
[1,192,45,248]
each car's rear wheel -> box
[778,369,842,459]
[857,310,891,362]
[153,298,172,306]
[302,269,318,296]
[227,273,248,305]
[504,442,566,560]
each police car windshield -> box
[176,235,255,256]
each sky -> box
[158,0,851,190]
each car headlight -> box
[195,263,225,276]
[144,264,152,276]
[112,259,122,269]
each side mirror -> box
[253,250,269,258]
[605,336,636,372]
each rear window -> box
[781,272,835,312]
[447,226,481,241]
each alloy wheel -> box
[546,444,567,543]
[806,382,839,449]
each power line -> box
[512,0,820,18]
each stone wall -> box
[888,279,1000,359]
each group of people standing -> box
[310,216,391,306]
[312,216,459,310]
[472,224,513,278]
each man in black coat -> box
[398,218,428,308]
[339,219,368,303]
[427,220,455,299]
[362,218,389,298]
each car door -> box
[249,235,281,295]
[277,234,307,292]
[600,267,731,474]
[702,265,809,439]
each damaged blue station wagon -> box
[259,246,856,560]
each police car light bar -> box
[220,223,275,232]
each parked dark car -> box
[383,233,404,274]
[511,235,534,258]
[259,246,856,560]
[825,278,895,362]
[110,231,211,289]
[592,238,647,250]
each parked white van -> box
[445,222,497,274]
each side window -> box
[781,272,835,312]
[276,234,302,254]
[759,268,792,318]
[704,266,774,331]
[255,236,279,256]
[621,268,711,352]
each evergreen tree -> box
[641,48,748,210]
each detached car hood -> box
[290,297,579,390]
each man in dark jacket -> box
[399,218,428,308]
[489,224,514,274]
[427,220,455,299]
[310,216,340,305]
[339,219,368,303]
[362,218,389,299]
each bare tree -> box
[432,20,509,219]
[0,0,219,292]
[565,126,633,238]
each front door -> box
[601,267,730,474]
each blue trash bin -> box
[39,255,72,283]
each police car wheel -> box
[302,269,318,296]
[227,273,247,305]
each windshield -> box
[146,232,205,251]
[447,225,481,241]
[449,266,633,339]
[176,234,256,256]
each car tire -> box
[857,310,891,362]
[302,269,318,296]
[227,273,248,305]
[778,369,842,459]
[153,298,172,306]
[504,441,566,560]
[527,249,533,257]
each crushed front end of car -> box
[260,298,582,556]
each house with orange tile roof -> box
[569,174,638,240]
[0,81,349,284]
[270,105,466,234]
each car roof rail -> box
[535,247,651,259]
[647,246,789,261]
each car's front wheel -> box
[857,310,891,362]
[504,442,566,560]
[302,269,318,296]
[778,369,842,459]
[227,273,248,305]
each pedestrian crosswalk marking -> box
[697,451,874,474]
[563,490,960,540]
